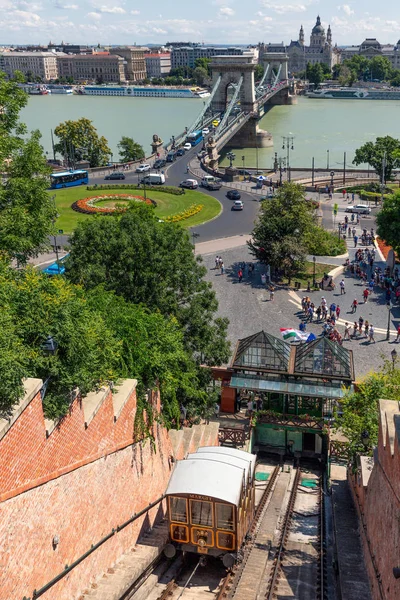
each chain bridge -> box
[179,52,296,170]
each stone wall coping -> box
[380,398,400,455]
[0,378,43,442]
[112,379,137,421]
[45,388,80,437]
[359,455,374,487]
[82,386,110,428]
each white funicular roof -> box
[186,452,252,485]
[196,446,256,477]
[166,458,246,506]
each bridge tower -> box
[260,52,289,84]
[210,53,257,113]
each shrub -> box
[304,226,347,257]
[86,184,185,195]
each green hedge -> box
[304,226,347,257]
[359,190,392,201]
[86,184,185,196]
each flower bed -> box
[165,204,204,223]
[377,237,395,261]
[72,194,153,215]
[86,184,185,196]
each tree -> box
[194,58,211,76]
[306,62,324,87]
[65,204,230,367]
[338,65,357,87]
[335,360,400,461]
[353,136,400,180]
[369,55,392,81]
[343,55,369,80]
[0,72,57,264]
[332,64,341,80]
[376,190,400,256]
[192,66,208,86]
[0,262,124,418]
[54,117,111,168]
[118,136,145,163]
[248,183,316,278]
[389,69,400,87]
[254,64,264,81]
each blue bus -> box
[50,169,89,189]
[186,130,203,146]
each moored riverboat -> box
[306,87,400,100]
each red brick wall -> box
[0,380,175,600]
[349,408,400,600]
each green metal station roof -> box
[230,375,352,399]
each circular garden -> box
[72,194,154,214]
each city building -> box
[171,46,244,70]
[145,53,171,78]
[57,54,126,83]
[0,51,59,81]
[260,15,339,74]
[112,47,147,82]
[341,38,400,70]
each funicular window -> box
[169,497,188,523]
[190,500,213,527]
[216,503,235,531]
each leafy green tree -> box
[0,72,57,264]
[369,55,392,81]
[118,136,145,163]
[306,62,324,87]
[390,70,400,87]
[332,64,341,80]
[254,64,264,81]
[0,262,124,418]
[376,190,400,255]
[353,136,400,180]
[54,117,111,168]
[66,204,230,367]
[193,67,208,86]
[343,55,369,80]
[248,183,316,279]
[339,65,357,87]
[194,58,211,76]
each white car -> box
[345,204,371,215]
[232,200,244,211]
[180,178,198,189]
[202,127,210,136]
[184,142,192,151]
[136,163,151,173]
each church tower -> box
[299,25,304,46]
[327,24,332,46]
[310,15,326,47]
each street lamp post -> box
[191,231,200,247]
[313,256,316,288]
[226,151,236,168]
[361,430,370,451]
[242,155,245,173]
[327,150,330,170]
[386,302,392,341]
[282,136,294,182]
[338,222,341,241]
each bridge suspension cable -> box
[185,75,222,137]
[272,63,282,88]
[215,76,244,138]
[256,63,270,92]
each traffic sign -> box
[333,209,337,216]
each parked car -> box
[202,127,210,136]
[166,151,177,163]
[136,163,151,173]
[227,189,241,200]
[176,148,185,156]
[345,204,371,215]
[183,142,192,151]
[179,178,198,189]
[104,172,125,180]
[153,159,166,169]
[232,200,244,211]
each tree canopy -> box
[376,189,400,256]
[353,136,400,180]
[0,72,57,264]
[54,117,111,168]
[118,136,145,163]
[306,62,325,87]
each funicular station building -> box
[215,331,354,462]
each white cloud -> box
[338,5,354,17]
[98,6,125,13]
[87,11,101,20]
[131,10,140,15]
[260,2,306,15]
[219,7,235,16]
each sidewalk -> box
[195,234,251,256]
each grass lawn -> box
[52,186,221,234]
[281,261,335,288]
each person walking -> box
[344,322,351,340]
[358,316,364,334]
[238,268,243,283]
[363,288,369,303]
[215,256,219,270]
[364,320,369,338]
[368,324,375,343]
[316,305,322,322]
[336,305,341,320]
[329,302,336,318]
[396,325,400,342]
[351,298,358,313]
[354,234,358,248]
[269,286,275,301]
[220,261,225,275]
[307,305,314,322]
[340,279,345,294]
[352,321,358,338]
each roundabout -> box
[72,194,153,214]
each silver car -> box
[345,204,371,215]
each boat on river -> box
[306,87,400,100]
[46,85,73,94]
[76,85,210,98]
[18,84,49,95]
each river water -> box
[21,94,400,169]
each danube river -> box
[21,94,400,168]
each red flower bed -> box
[377,237,398,262]
[72,194,153,215]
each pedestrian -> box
[340,279,345,294]
[238,268,243,283]
[352,226,356,237]
[270,286,275,301]
[354,235,358,247]
[364,320,369,337]
[215,256,219,270]
[336,305,341,319]
[369,279,374,294]
[352,192,355,202]
[352,321,358,338]
[342,189,346,198]
[368,324,375,343]
[247,398,254,417]
[351,213,355,222]
[363,288,369,303]
[344,322,351,340]
[396,325,400,342]
[214,402,220,417]
[329,302,336,318]
[307,305,314,322]
[358,316,364,334]
[316,305,322,322]
[351,298,358,313]
[220,261,225,274]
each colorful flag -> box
[280,328,314,342]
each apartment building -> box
[171,46,244,70]
[1,52,59,81]
[145,53,171,78]
[57,54,126,83]
[113,47,147,81]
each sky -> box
[1,0,400,46]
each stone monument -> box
[151,134,163,157]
